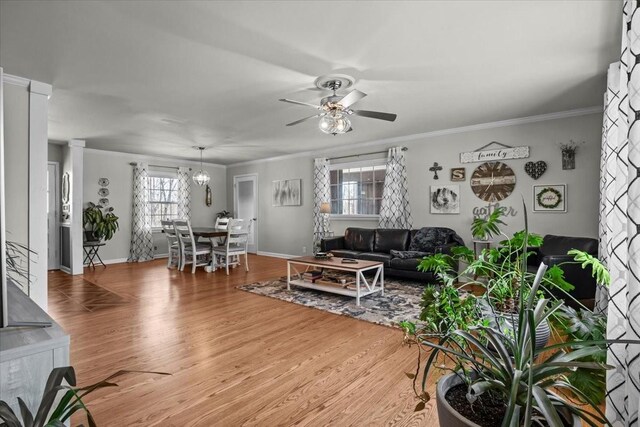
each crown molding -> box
[228,105,603,168]
[2,73,30,88]
[82,147,227,169]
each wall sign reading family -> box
[460,145,530,163]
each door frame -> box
[233,173,258,254]
[47,161,60,269]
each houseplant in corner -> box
[83,202,119,242]
[401,204,624,426]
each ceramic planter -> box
[436,372,581,427]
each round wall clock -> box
[470,161,516,202]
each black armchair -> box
[528,234,599,309]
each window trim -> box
[328,158,386,218]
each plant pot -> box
[436,372,581,427]
[479,301,550,351]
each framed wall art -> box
[450,167,466,181]
[533,184,566,213]
[430,185,460,214]
[272,179,302,206]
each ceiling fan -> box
[279,74,397,135]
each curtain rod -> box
[327,146,408,161]
[129,162,192,171]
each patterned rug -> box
[237,277,424,328]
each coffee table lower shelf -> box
[286,257,384,306]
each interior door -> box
[47,162,59,269]
[233,174,258,253]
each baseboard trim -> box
[256,251,298,259]
[101,257,129,265]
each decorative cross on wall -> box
[429,162,443,179]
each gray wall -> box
[47,143,63,164]
[227,113,603,255]
[82,149,228,262]
[3,83,29,291]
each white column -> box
[68,139,84,275]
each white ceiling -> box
[0,1,621,165]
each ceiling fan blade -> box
[279,98,322,110]
[338,90,367,108]
[286,114,322,127]
[352,110,397,122]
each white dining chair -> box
[161,220,180,269]
[215,216,231,230]
[211,219,250,275]
[173,219,212,273]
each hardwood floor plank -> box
[47,256,438,426]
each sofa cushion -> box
[390,249,432,259]
[409,227,454,252]
[344,228,375,252]
[357,252,392,267]
[374,229,410,253]
[329,249,362,259]
[390,257,421,271]
[540,235,598,257]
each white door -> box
[233,174,258,253]
[47,162,59,269]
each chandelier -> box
[192,146,210,186]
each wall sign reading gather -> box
[460,146,530,163]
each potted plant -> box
[0,366,168,427]
[402,205,629,426]
[83,202,119,242]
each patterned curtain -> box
[378,147,412,229]
[601,2,640,424]
[177,167,191,220]
[128,163,154,262]
[313,158,331,249]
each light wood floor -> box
[47,255,438,426]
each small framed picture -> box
[430,185,460,214]
[450,167,466,182]
[533,184,566,212]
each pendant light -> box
[192,146,210,186]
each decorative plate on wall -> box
[99,198,109,206]
[98,188,109,197]
[98,177,110,187]
[470,161,516,202]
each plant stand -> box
[83,242,106,268]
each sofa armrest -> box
[321,236,345,252]
[434,242,460,256]
[540,254,576,266]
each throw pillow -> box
[409,227,452,252]
[390,249,433,259]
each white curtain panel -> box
[313,158,331,248]
[177,166,192,220]
[378,147,412,229]
[601,2,640,424]
[127,162,154,262]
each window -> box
[148,175,179,228]
[329,161,386,216]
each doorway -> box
[47,162,60,269]
[233,174,258,254]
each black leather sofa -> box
[527,234,599,309]
[321,227,464,283]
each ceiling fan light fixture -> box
[319,111,351,135]
[192,146,211,186]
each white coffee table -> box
[287,256,384,306]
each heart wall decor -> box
[524,161,547,180]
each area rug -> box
[237,277,424,328]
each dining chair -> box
[211,218,250,275]
[173,219,212,273]
[215,216,231,230]
[161,220,180,269]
